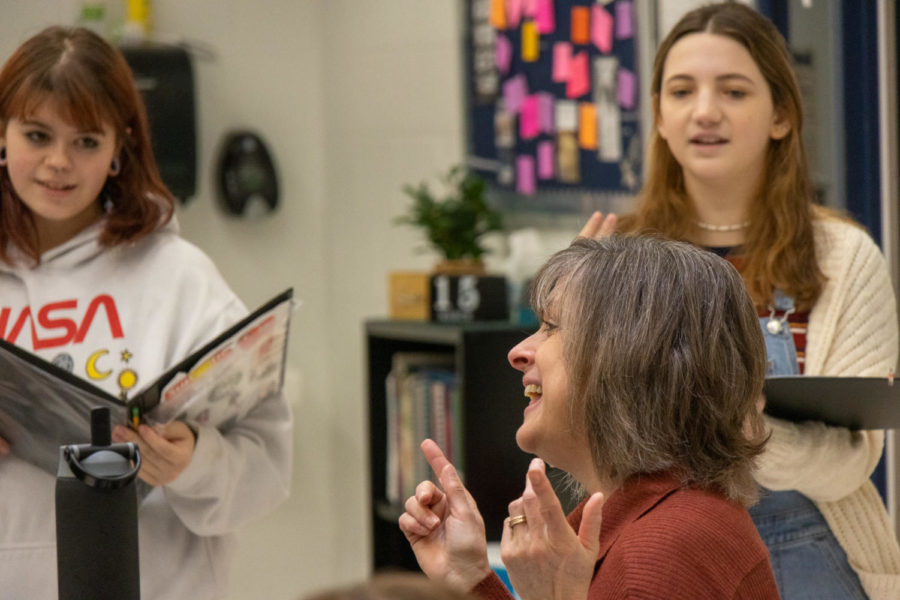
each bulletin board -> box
[465,0,643,213]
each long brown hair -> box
[619,2,828,310]
[530,236,767,506]
[0,26,174,265]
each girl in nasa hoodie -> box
[0,26,292,599]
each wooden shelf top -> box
[365,319,533,345]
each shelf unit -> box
[366,319,536,571]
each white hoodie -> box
[0,219,292,599]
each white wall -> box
[152,2,340,597]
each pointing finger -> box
[421,439,452,478]
[420,439,475,513]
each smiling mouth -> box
[524,384,542,400]
[38,180,76,191]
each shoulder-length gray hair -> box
[530,235,767,505]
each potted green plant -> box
[395,166,504,275]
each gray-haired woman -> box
[399,235,778,599]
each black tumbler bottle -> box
[56,407,142,600]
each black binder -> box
[763,375,900,429]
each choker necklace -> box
[695,220,750,232]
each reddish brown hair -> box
[0,26,174,265]
[619,2,835,310]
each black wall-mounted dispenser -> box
[121,43,197,203]
[216,130,279,217]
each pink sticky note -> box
[516,155,536,195]
[503,74,528,114]
[552,41,572,82]
[566,51,590,99]
[507,0,523,28]
[523,0,538,18]
[537,92,555,134]
[537,140,555,179]
[495,35,513,74]
[618,68,636,109]
[535,0,556,34]
[592,5,613,53]
[520,95,541,139]
[616,1,634,40]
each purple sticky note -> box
[507,0,523,28]
[535,0,556,34]
[495,35,513,74]
[616,1,634,40]
[552,41,572,82]
[592,5,613,53]
[523,0,538,18]
[517,155,536,195]
[566,51,590,99]
[537,92,555,134]
[520,95,541,139]
[618,68,636,109]
[503,74,529,114]
[537,140,555,179]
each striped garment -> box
[713,249,809,373]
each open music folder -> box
[0,288,293,475]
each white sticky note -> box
[555,99,578,131]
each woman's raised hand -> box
[578,211,618,240]
[398,439,492,592]
[501,458,605,600]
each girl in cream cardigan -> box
[581,3,900,598]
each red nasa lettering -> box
[0,294,124,350]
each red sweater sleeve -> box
[471,572,515,600]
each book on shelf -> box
[385,351,460,504]
[0,288,294,475]
[763,375,900,429]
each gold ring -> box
[508,514,527,528]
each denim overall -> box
[749,290,868,599]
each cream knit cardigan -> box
[755,217,900,599]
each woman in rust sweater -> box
[399,235,778,599]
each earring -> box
[0,146,6,166]
[109,158,120,176]
[104,197,114,215]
